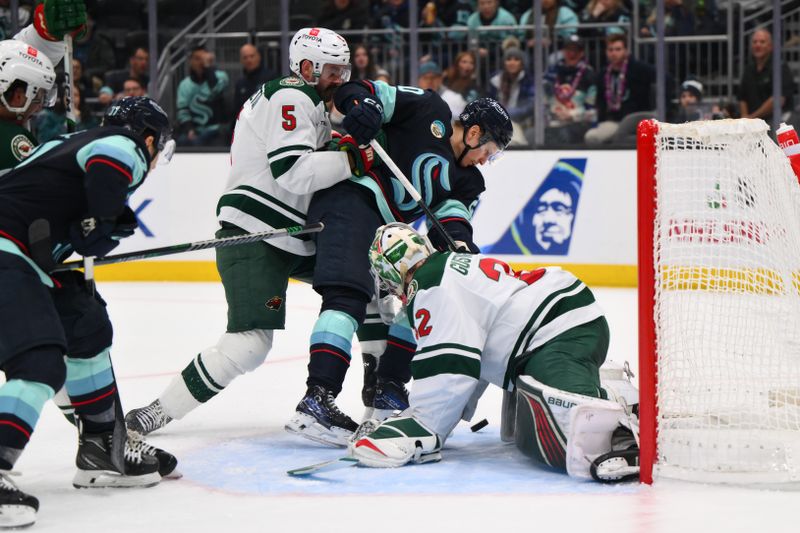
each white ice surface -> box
[14,282,797,532]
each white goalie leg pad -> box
[516,375,625,474]
[159,329,273,420]
[599,361,639,408]
[350,415,442,468]
[566,401,628,479]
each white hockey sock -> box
[159,330,273,420]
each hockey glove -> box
[35,0,88,41]
[337,134,375,177]
[342,96,383,146]
[69,207,138,257]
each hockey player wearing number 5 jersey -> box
[125,28,370,438]
[352,224,641,483]
[285,83,514,445]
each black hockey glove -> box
[342,96,383,146]
[69,207,138,257]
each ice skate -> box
[73,430,161,488]
[371,377,409,420]
[125,399,172,436]
[0,472,37,529]
[127,430,180,479]
[285,384,358,447]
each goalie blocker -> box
[512,369,640,483]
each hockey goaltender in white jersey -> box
[351,223,641,483]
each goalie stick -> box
[369,140,460,252]
[287,456,358,477]
[51,222,324,272]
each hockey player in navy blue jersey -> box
[0,96,175,527]
[284,81,514,446]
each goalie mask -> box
[369,223,434,297]
[0,41,56,115]
[288,27,351,86]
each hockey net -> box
[637,118,800,485]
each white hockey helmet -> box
[288,27,351,85]
[369,223,435,297]
[0,40,56,114]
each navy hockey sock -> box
[65,348,117,433]
[0,379,54,470]
[307,310,357,395]
[376,325,417,383]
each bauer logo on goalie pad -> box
[485,158,586,256]
[265,296,284,311]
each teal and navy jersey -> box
[334,80,485,248]
[0,126,151,266]
[404,251,604,437]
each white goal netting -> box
[652,119,800,484]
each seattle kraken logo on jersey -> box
[486,158,586,256]
[392,153,451,212]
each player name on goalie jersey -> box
[405,252,605,389]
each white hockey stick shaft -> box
[64,35,76,132]
[368,140,460,251]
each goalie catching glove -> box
[69,206,138,257]
[350,415,441,468]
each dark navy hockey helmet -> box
[102,96,172,152]
[459,97,513,150]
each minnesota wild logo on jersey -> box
[0,122,37,172]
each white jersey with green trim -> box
[218,76,350,256]
[404,252,604,438]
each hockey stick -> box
[64,35,76,133]
[287,456,358,477]
[368,140,460,251]
[50,222,324,272]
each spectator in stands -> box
[738,28,796,121]
[578,0,630,38]
[73,14,116,88]
[122,78,146,97]
[375,67,392,83]
[233,44,275,114]
[176,46,230,147]
[373,0,409,76]
[34,81,97,142]
[104,46,150,95]
[433,0,471,27]
[317,0,370,31]
[672,79,704,122]
[72,57,94,98]
[0,0,32,40]
[417,60,467,118]
[488,47,534,134]
[443,49,481,102]
[520,0,579,46]
[351,43,379,80]
[640,0,695,38]
[97,86,114,107]
[466,0,518,48]
[539,34,596,145]
[585,33,654,144]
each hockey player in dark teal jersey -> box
[285,81,514,446]
[0,96,175,527]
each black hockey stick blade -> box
[51,222,324,272]
[287,456,359,477]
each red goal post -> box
[636,118,800,486]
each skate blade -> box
[72,469,161,489]
[0,504,36,529]
[284,414,352,448]
[161,468,183,480]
